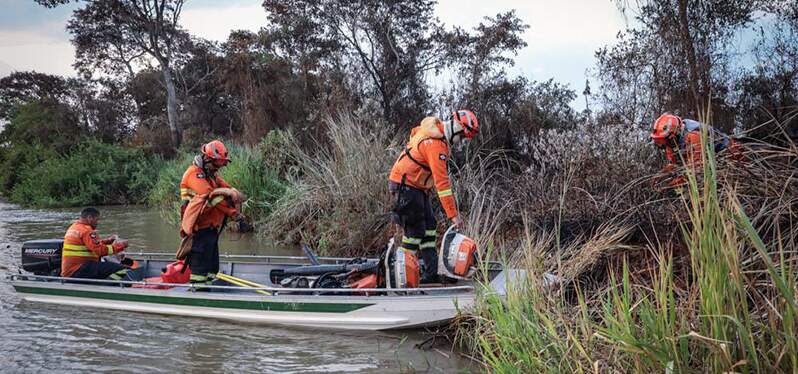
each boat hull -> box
[11,280,475,331]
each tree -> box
[0,72,71,121]
[736,19,798,141]
[41,0,190,150]
[263,0,454,126]
[600,0,760,128]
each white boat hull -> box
[12,280,476,331]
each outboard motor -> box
[21,239,63,276]
[438,226,478,280]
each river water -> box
[0,202,472,373]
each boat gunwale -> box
[6,274,477,296]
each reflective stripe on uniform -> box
[180,188,195,201]
[402,236,422,245]
[62,243,97,258]
[424,229,437,236]
[437,189,453,197]
[420,241,437,249]
[106,244,114,255]
[108,268,128,280]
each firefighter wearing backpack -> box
[388,110,478,284]
[650,113,741,192]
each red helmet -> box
[201,140,230,166]
[453,109,479,139]
[651,113,683,146]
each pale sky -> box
[0,0,628,108]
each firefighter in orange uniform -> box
[180,140,242,284]
[388,110,479,284]
[61,207,129,279]
[650,113,742,192]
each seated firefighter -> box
[650,113,742,192]
[61,207,130,280]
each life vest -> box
[389,117,447,191]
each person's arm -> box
[216,176,231,189]
[421,139,458,219]
[684,132,703,167]
[209,177,238,217]
[82,230,115,257]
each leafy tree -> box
[263,0,454,126]
[0,72,71,121]
[40,0,190,150]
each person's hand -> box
[451,216,463,230]
[101,234,119,245]
[112,239,128,252]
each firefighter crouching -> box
[388,110,479,284]
[650,113,743,193]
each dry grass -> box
[261,113,399,255]
[455,116,798,373]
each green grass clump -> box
[7,140,163,207]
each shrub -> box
[9,140,162,207]
[457,125,798,373]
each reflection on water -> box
[0,202,471,373]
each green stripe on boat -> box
[13,285,373,313]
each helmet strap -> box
[444,119,464,145]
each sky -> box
[0,0,628,108]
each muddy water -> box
[0,202,472,373]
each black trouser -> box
[188,227,220,284]
[390,182,438,282]
[71,261,129,280]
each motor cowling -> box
[21,239,63,276]
[438,228,478,279]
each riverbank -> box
[455,143,798,372]
[3,118,798,371]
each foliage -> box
[8,140,162,207]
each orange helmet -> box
[453,109,479,139]
[651,113,683,146]
[443,109,479,144]
[201,140,230,166]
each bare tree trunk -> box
[676,0,703,113]
[161,66,181,149]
